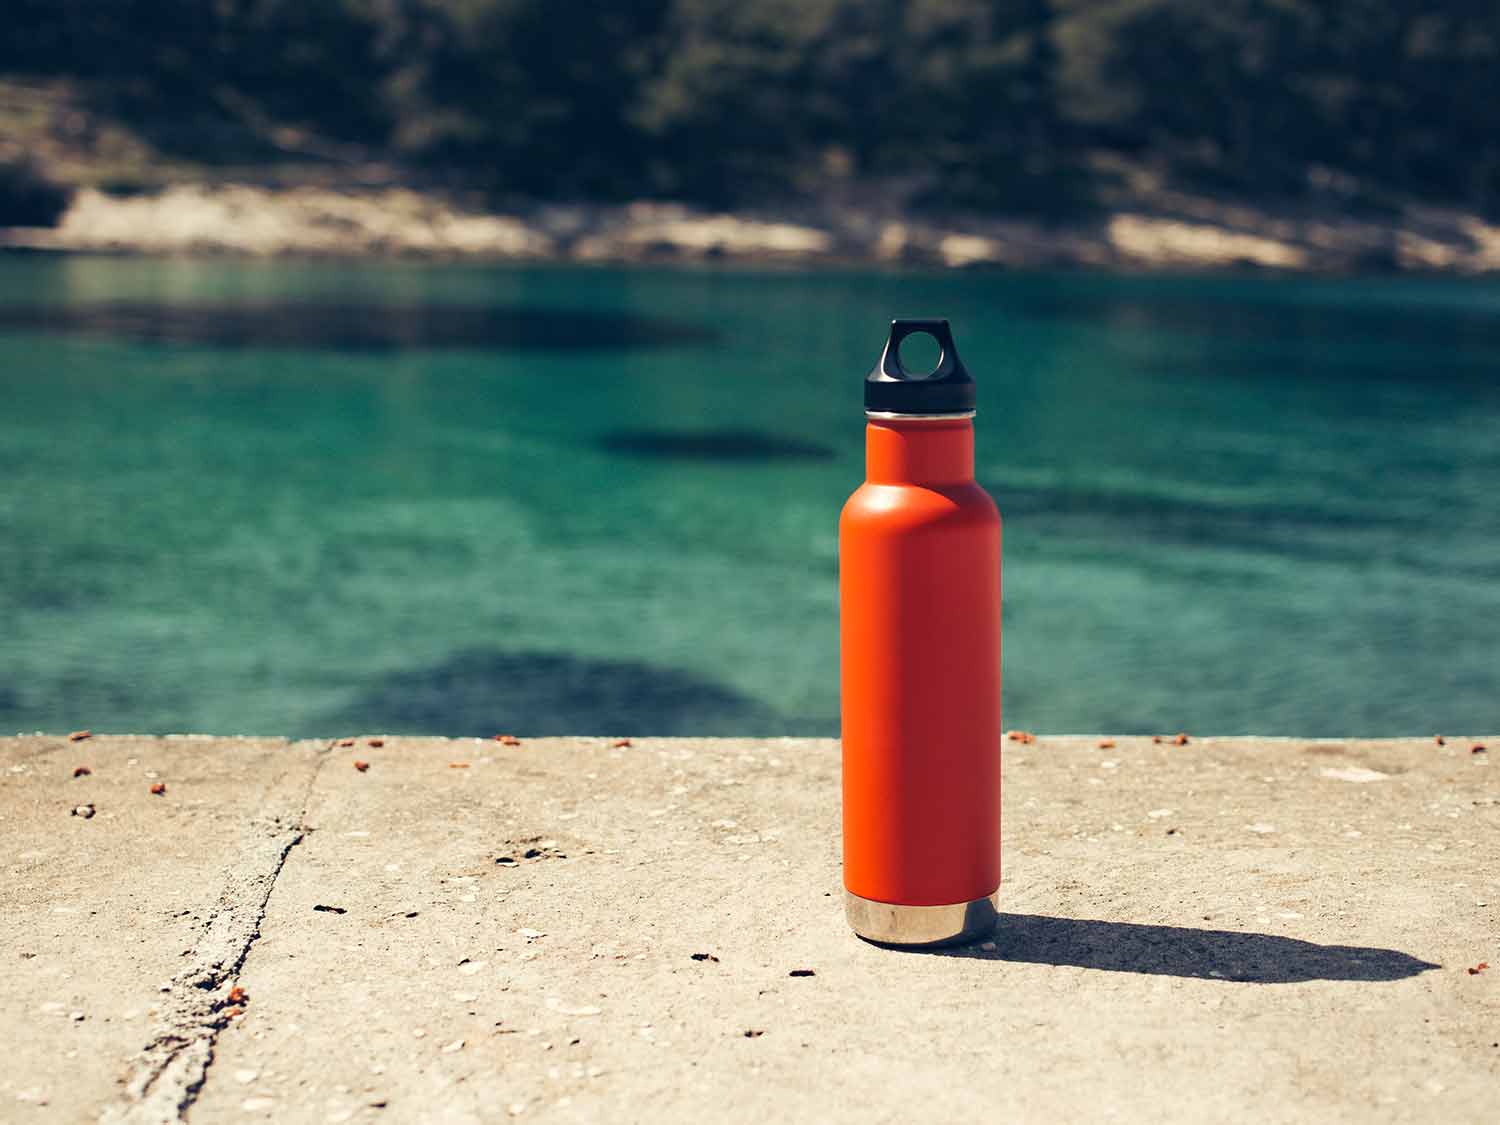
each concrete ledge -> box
[2,735,1496,1121]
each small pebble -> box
[71,804,95,819]
[234,1069,259,1085]
[546,999,602,1016]
[72,766,91,778]
[353,761,370,772]
[68,730,91,742]
[441,1039,465,1053]
[1320,766,1388,783]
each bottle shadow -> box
[918,914,1439,983]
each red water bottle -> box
[840,319,1002,946]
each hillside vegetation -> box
[4,0,1497,221]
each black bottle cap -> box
[864,319,975,415]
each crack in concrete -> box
[99,744,330,1124]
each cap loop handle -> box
[881,319,960,381]
[865,318,976,415]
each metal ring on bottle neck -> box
[865,410,977,421]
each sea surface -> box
[2,256,1497,738]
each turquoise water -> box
[2,256,1498,737]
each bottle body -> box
[839,415,1001,944]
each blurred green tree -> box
[2,0,1496,214]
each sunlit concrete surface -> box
[2,734,1495,1122]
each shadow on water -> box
[1015,288,1500,358]
[988,483,1403,531]
[598,428,837,461]
[1132,354,1500,396]
[919,914,1438,983]
[990,483,1392,526]
[322,648,784,736]
[0,302,719,351]
[983,482,1411,562]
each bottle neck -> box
[864,415,975,484]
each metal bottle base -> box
[844,889,1000,948]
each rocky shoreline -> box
[5,182,1500,273]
